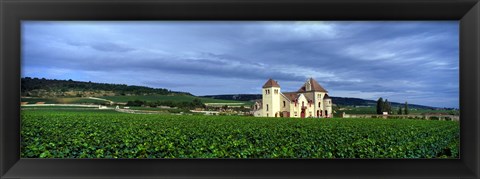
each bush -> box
[429,116,439,120]
[126,100,145,106]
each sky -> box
[21,21,459,108]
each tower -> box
[262,78,281,117]
[323,94,333,118]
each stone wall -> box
[340,112,459,121]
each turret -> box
[323,94,332,118]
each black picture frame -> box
[1,0,479,178]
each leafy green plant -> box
[21,109,460,159]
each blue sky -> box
[21,21,459,108]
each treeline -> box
[334,97,436,109]
[201,94,262,101]
[331,97,372,106]
[126,98,205,109]
[377,97,409,115]
[21,77,191,97]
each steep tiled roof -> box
[282,92,299,101]
[262,78,280,88]
[298,78,328,92]
[281,92,314,102]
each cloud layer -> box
[22,21,459,108]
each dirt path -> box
[88,97,114,104]
[115,108,163,114]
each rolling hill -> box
[21,77,249,106]
[21,77,445,109]
[21,77,190,97]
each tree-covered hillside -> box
[21,77,191,97]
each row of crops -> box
[21,109,459,158]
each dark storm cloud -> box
[21,21,459,108]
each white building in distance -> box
[253,78,333,118]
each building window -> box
[302,101,304,107]
[266,104,269,111]
[283,101,286,107]
[294,112,297,116]
[318,102,321,107]
[318,94,321,98]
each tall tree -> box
[383,99,392,114]
[376,97,384,114]
[388,100,393,114]
[404,101,409,115]
[398,106,402,115]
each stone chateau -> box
[253,78,333,118]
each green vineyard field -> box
[21,109,459,158]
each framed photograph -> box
[1,0,479,178]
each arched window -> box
[318,102,321,107]
[266,104,269,111]
[302,101,304,107]
[283,101,286,107]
